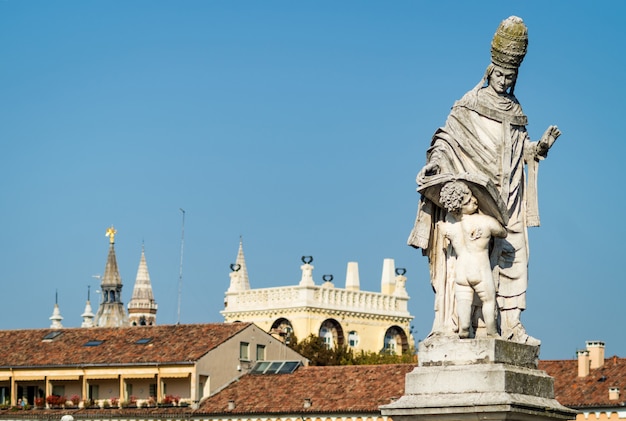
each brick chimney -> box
[586,341,605,369]
[577,349,590,377]
[609,387,620,401]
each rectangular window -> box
[348,331,359,347]
[0,387,9,405]
[42,331,62,341]
[126,384,132,400]
[199,375,208,400]
[239,342,249,361]
[88,385,99,400]
[149,384,157,398]
[256,344,266,361]
[51,385,65,397]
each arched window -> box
[383,326,408,355]
[320,326,333,348]
[270,318,294,343]
[318,319,344,349]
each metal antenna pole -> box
[177,208,186,324]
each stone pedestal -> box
[381,337,577,421]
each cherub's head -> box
[440,181,477,214]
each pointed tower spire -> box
[128,244,158,326]
[94,226,129,327]
[81,286,95,328]
[228,237,252,292]
[236,237,250,290]
[50,290,63,329]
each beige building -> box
[222,241,415,354]
[540,340,626,421]
[0,323,306,408]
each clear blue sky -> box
[1,1,624,360]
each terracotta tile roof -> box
[0,323,251,367]
[540,356,626,408]
[197,364,416,415]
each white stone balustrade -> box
[224,284,409,315]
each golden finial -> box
[105,226,117,244]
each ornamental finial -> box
[105,226,117,244]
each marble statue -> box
[437,181,507,339]
[408,16,561,345]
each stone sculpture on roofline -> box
[381,16,575,421]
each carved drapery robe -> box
[409,84,543,338]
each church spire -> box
[94,226,129,327]
[227,237,251,292]
[49,290,63,329]
[81,286,95,328]
[128,244,158,326]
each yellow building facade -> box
[221,242,415,354]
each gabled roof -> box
[540,356,626,408]
[197,364,415,415]
[0,323,252,367]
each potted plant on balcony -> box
[34,397,44,409]
[82,398,99,409]
[124,395,137,408]
[46,395,67,409]
[159,394,178,407]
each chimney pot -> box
[586,341,606,369]
[577,349,590,377]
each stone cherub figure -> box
[408,16,561,345]
[437,181,506,339]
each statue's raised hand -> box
[537,125,561,157]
